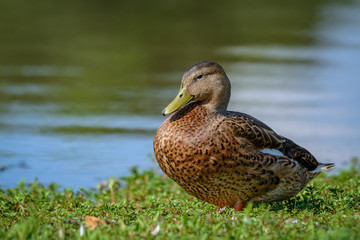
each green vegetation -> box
[1,158,360,239]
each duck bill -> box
[162,87,193,116]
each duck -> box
[153,61,334,213]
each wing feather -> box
[223,111,319,170]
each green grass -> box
[1,158,360,240]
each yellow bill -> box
[162,87,193,116]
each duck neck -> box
[203,87,230,115]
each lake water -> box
[1,0,359,189]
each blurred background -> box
[0,0,359,189]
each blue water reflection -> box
[0,0,359,189]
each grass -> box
[1,158,360,239]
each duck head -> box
[162,61,231,116]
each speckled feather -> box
[153,61,334,210]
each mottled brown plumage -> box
[153,61,334,212]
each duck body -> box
[153,61,334,211]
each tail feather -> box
[309,162,335,173]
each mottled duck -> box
[153,61,334,213]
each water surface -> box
[0,0,359,189]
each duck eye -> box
[196,74,203,79]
